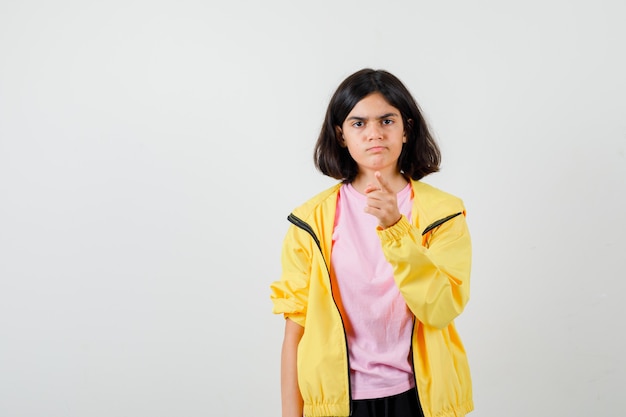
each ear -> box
[403,119,413,143]
[335,126,346,147]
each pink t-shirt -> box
[331,182,415,400]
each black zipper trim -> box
[287,214,323,260]
[409,317,427,417]
[421,212,463,236]
[287,213,353,416]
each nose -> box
[366,123,383,140]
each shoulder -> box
[290,182,342,221]
[410,180,466,218]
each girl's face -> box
[337,92,406,176]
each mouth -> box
[367,146,386,152]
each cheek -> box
[344,143,362,160]
[342,135,360,150]
[344,143,359,156]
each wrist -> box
[378,214,402,230]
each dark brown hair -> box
[314,68,441,182]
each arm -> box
[378,213,472,329]
[281,318,304,417]
[363,173,471,328]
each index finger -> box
[374,171,391,192]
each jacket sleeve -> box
[269,224,312,327]
[377,212,472,329]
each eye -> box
[352,121,364,127]
[382,119,394,125]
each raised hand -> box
[363,171,403,229]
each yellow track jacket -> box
[270,180,473,417]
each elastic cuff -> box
[376,215,411,242]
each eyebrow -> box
[346,112,399,121]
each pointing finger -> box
[374,171,391,192]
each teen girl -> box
[270,68,473,417]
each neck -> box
[351,171,409,194]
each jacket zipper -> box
[287,213,353,416]
[409,317,427,417]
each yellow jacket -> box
[270,180,473,417]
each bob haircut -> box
[314,68,441,182]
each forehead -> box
[348,92,400,117]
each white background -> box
[1,0,625,416]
